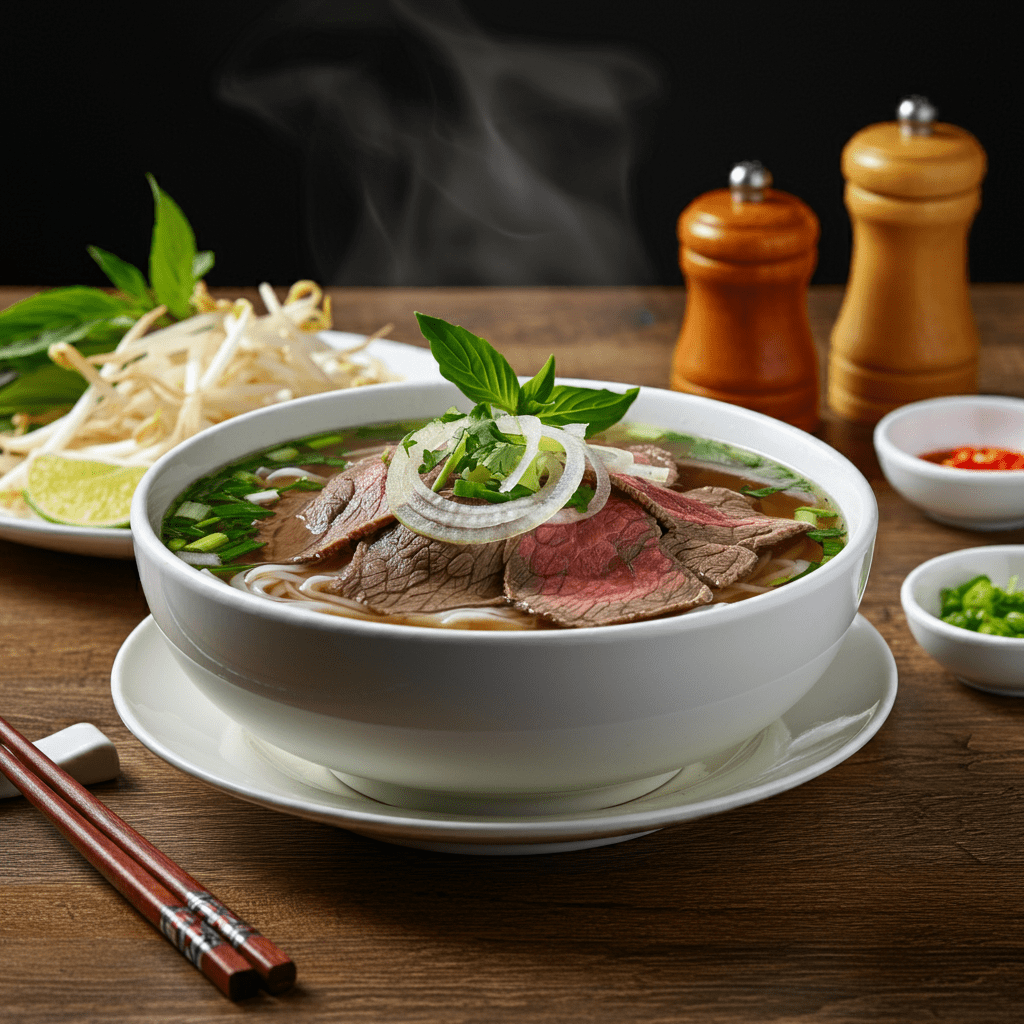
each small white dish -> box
[901,545,1024,696]
[874,395,1024,531]
[111,614,897,856]
[0,338,441,559]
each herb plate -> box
[0,338,441,559]
[111,614,897,855]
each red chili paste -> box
[919,446,1024,470]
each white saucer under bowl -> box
[110,615,897,856]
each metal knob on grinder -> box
[671,162,821,432]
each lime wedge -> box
[23,454,147,528]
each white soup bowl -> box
[131,380,878,815]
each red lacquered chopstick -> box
[0,715,295,995]
[0,741,258,1000]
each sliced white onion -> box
[244,489,280,504]
[263,466,329,484]
[176,550,222,566]
[386,419,591,543]
[547,440,611,525]
[494,414,542,493]
[589,444,670,483]
[618,462,670,482]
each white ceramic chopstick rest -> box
[0,722,120,799]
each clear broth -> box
[163,420,844,630]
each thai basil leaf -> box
[0,362,87,415]
[192,250,215,280]
[538,384,639,437]
[87,246,152,305]
[0,319,129,374]
[147,173,199,319]
[415,312,521,414]
[0,287,130,345]
[518,354,555,412]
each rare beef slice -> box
[610,477,812,588]
[504,491,712,628]
[623,443,679,486]
[254,454,396,564]
[328,523,507,614]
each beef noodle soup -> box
[162,419,846,630]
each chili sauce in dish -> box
[919,446,1024,471]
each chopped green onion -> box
[167,538,187,551]
[265,446,300,462]
[807,528,846,541]
[175,500,211,521]
[279,478,324,493]
[741,485,785,498]
[216,539,267,561]
[433,432,469,492]
[309,456,350,468]
[202,503,273,520]
[183,532,229,552]
[302,433,345,450]
[195,517,221,529]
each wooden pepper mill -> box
[671,161,820,432]
[828,96,987,424]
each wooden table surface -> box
[3,285,1024,1023]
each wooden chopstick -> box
[0,716,295,997]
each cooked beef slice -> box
[327,523,507,614]
[610,477,812,588]
[252,487,338,564]
[623,443,679,486]
[260,454,396,564]
[504,492,712,628]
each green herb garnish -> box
[161,433,352,567]
[0,175,213,424]
[415,312,638,438]
[939,575,1024,637]
[398,314,640,518]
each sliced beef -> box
[327,523,507,614]
[610,476,812,588]
[504,491,712,628]
[256,454,396,565]
[624,443,679,486]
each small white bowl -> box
[901,545,1024,696]
[874,395,1024,531]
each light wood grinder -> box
[828,96,987,424]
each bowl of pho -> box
[130,315,878,815]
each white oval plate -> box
[111,614,897,855]
[0,338,440,559]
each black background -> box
[2,1,1019,288]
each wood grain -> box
[2,286,1024,1022]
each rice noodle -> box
[0,282,398,519]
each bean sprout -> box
[0,281,399,519]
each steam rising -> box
[220,0,660,285]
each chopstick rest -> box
[0,722,119,800]
[0,715,295,998]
